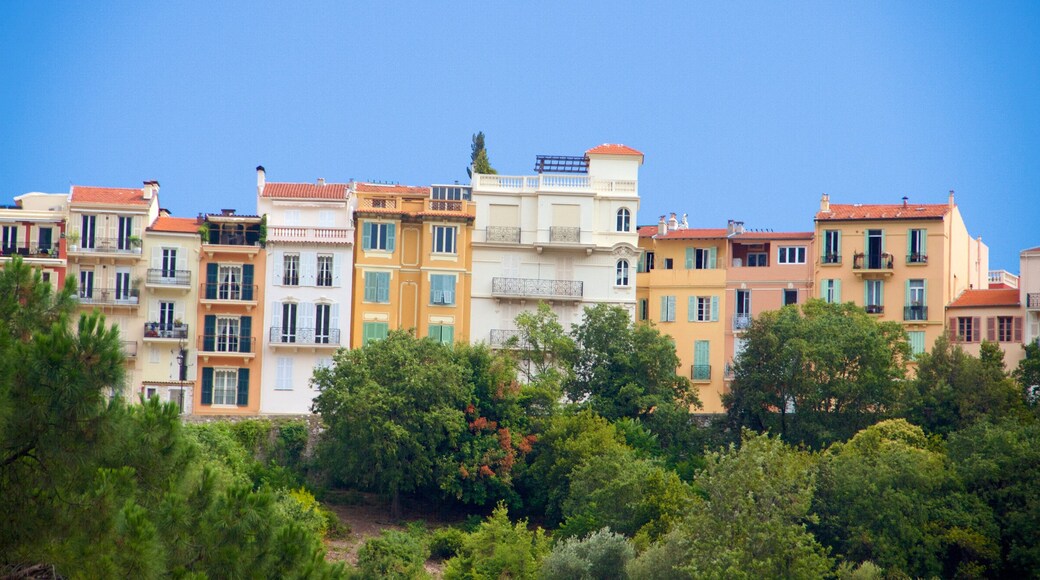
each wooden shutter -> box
[236,368,249,406]
[660,296,669,322]
[332,253,342,287]
[151,247,162,271]
[205,263,218,299]
[203,315,216,351]
[364,272,377,302]
[1014,317,1023,342]
[987,317,996,342]
[201,367,213,405]
[973,317,981,342]
[271,302,282,331]
[241,264,254,300]
[949,317,957,341]
[301,251,316,286]
[834,279,842,303]
[240,316,252,352]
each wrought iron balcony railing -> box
[0,245,59,258]
[76,288,140,305]
[549,226,580,243]
[691,364,711,381]
[733,314,751,330]
[822,253,842,265]
[201,283,257,302]
[198,334,254,354]
[122,340,138,358]
[489,329,525,348]
[486,226,521,243]
[144,322,189,339]
[904,305,928,321]
[852,252,894,270]
[269,327,341,345]
[147,268,191,286]
[906,253,928,264]
[865,304,885,314]
[73,236,142,255]
[491,277,583,299]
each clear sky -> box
[1,2,1037,271]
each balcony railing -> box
[198,335,254,354]
[266,226,353,244]
[474,174,637,194]
[988,270,1020,288]
[0,245,60,258]
[904,305,928,321]
[201,283,257,302]
[691,364,711,381]
[1027,293,1040,310]
[73,237,142,255]
[489,329,525,348]
[492,277,583,299]
[865,304,885,314]
[425,199,468,213]
[269,327,342,346]
[144,322,189,339]
[549,227,580,243]
[76,288,140,306]
[906,253,928,265]
[852,252,894,270]
[358,197,398,210]
[486,226,521,243]
[122,341,138,358]
[822,253,842,265]
[733,314,751,330]
[147,268,191,286]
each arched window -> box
[616,259,630,286]
[616,208,631,232]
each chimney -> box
[256,165,266,196]
[949,189,955,208]
[727,219,736,235]
[658,215,667,236]
[668,212,678,230]
[317,178,326,186]
[820,193,830,213]
[159,207,171,217]
[734,220,744,235]
[221,208,235,216]
[142,180,158,200]
[902,196,908,208]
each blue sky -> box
[1,1,1037,271]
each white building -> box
[256,167,355,414]
[469,144,643,346]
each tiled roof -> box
[260,182,349,200]
[71,186,149,205]
[586,144,643,157]
[1022,246,1040,254]
[947,289,1020,308]
[816,203,950,221]
[148,216,198,233]
[735,231,813,240]
[637,226,811,241]
[353,183,430,195]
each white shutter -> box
[148,300,159,324]
[301,302,315,330]
[332,253,342,287]
[330,303,340,329]
[151,247,162,270]
[271,251,283,285]
[173,301,185,324]
[301,252,316,286]
[272,302,282,329]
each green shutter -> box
[361,222,372,250]
[660,296,669,322]
[205,263,218,299]
[239,316,251,353]
[694,340,710,365]
[878,281,884,306]
[921,280,928,307]
[364,272,378,302]
[834,279,842,303]
[685,248,694,269]
[201,367,213,405]
[203,315,216,351]
[378,272,390,303]
[708,247,717,269]
[386,224,396,252]
[637,252,645,273]
[820,280,828,300]
[236,368,249,406]
[711,296,719,322]
[241,264,254,300]
[904,280,911,306]
[442,325,454,344]
[906,228,913,259]
[688,296,697,322]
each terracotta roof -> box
[71,186,149,206]
[735,231,813,241]
[148,216,198,233]
[586,144,643,157]
[947,289,1020,308]
[1022,246,1040,254]
[637,226,811,241]
[260,182,349,200]
[353,183,430,195]
[816,203,950,221]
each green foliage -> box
[725,299,910,447]
[429,526,467,559]
[356,528,430,579]
[1013,340,1040,408]
[541,528,635,580]
[468,131,497,176]
[443,503,549,580]
[509,301,575,397]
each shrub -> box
[444,503,548,580]
[542,528,635,580]
[356,529,430,579]
[429,527,466,559]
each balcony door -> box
[162,248,178,279]
[81,215,96,249]
[37,228,52,253]
[1,226,16,254]
[735,289,751,329]
[867,230,883,269]
[281,303,298,343]
[218,265,242,300]
[117,216,133,250]
[159,301,175,333]
[114,268,132,301]
[315,303,331,344]
[79,270,94,298]
[217,318,240,352]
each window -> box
[362,222,396,251]
[117,216,134,250]
[284,210,301,226]
[430,274,456,306]
[276,357,293,390]
[316,254,333,287]
[283,254,299,286]
[159,301,175,332]
[747,252,767,267]
[145,386,158,399]
[281,303,297,342]
[213,369,237,405]
[364,271,391,303]
[616,208,631,232]
[821,279,841,304]
[1,225,16,253]
[735,290,750,328]
[161,248,178,278]
[784,289,798,306]
[643,252,655,272]
[433,225,457,254]
[908,229,927,263]
[315,303,332,344]
[81,215,96,249]
[908,331,926,357]
[778,246,806,264]
[865,280,884,314]
[992,316,1022,343]
[955,317,979,343]
[663,258,673,270]
[362,322,388,346]
[428,324,455,344]
[639,299,648,321]
[823,230,840,263]
[319,211,335,228]
[616,260,630,286]
[217,317,240,352]
[906,280,926,320]
[660,296,676,322]
[432,185,471,200]
[79,270,94,298]
[218,265,242,300]
[686,247,717,270]
[688,296,719,322]
[693,341,710,381]
[114,269,131,300]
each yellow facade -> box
[351,183,475,347]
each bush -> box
[444,503,548,580]
[542,528,635,580]
[429,527,466,560]
[356,529,430,579]
[273,487,330,538]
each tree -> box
[1013,340,1040,408]
[541,528,635,580]
[468,131,497,177]
[509,301,575,392]
[724,300,910,447]
[443,503,548,580]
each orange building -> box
[947,289,1026,370]
[194,211,266,415]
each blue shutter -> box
[203,315,216,351]
[685,248,694,269]
[386,224,396,252]
[708,247,717,269]
[364,272,377,302]
[834,279,842,303]
[660,296,669,322]
[201,367,213,405]
[361,222,372,250]
[205,263,218,299]
[377,272,390,303]
[241,264,254,300]
[236,368,249,406]
[239,316,252,352]
[688,296,697,322]
[711,296,719,322]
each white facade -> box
[256,168,355,414]
[469,146,642,346]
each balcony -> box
[200,283,258,305]
[146,268,191,288]
[549,227,581,243]
[852,252,894,276]
[733,314,751,330]
[904,305,928,321]
[822,253,842,265]
[424,199,473,215]
[491,277,583,300]
[0,244,60,260]
[485,226,521,244]
[122,340,138,359]
[474,174,638,194]
[76,288,140,307]
[691,364,711,381]
[198,334,255,356]
[266,226,354,245]
[865,304,885,315]
[906,253,928,265]
[489,329,525,348]
[1027,293,1040,311]
[69,237,142,256]
[143,322,189,341]
[269,327,342,347]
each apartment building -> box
[470,144,643,347]
[0,192,68,287]
[1020,246,1040,348]
[351,182,474,347]
[67,183,161,399]
[140,213,200,413]
[256,167,354,414]
[194,211,266,415]
[813,192,988,358]
[946,289,1025,369]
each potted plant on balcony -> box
[128,235,142,250]
[66,231,80,252]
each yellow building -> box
[813,192,988,357]
[351,183,475,346]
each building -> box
[139,212,201,413]
[1021,246,1040,347]
[0,192,68,287]
[813,192,988,358]
[67,182,161,399]
[469,144,643,348]
[256,167,354,415]
[351,182,475,347]
[194,211,266,415]
[946,288,1025,370]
